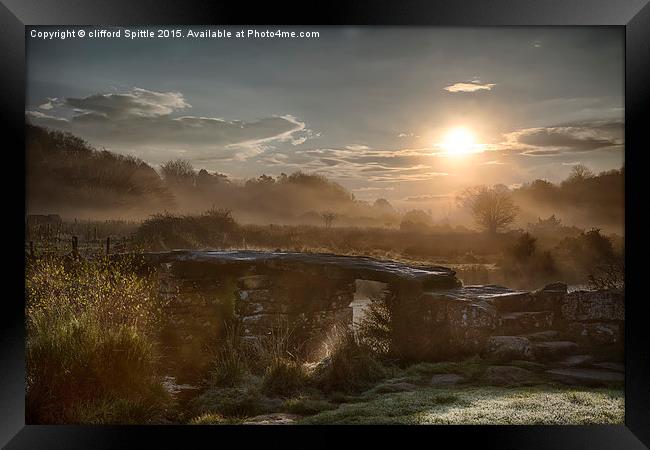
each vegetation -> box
[26,124,172,217]
[25,252,624,425]
[299,385,624,425]
[312,328,388,393]
[458,185,520,234]
[27,124,623,234]
[24,125,625,425]
[25,255,169,424]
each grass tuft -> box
[25,255,168,424]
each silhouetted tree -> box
[161,159,195,186]
[511,232,537,263]
[458,185,519,234]
[321,211,337,228]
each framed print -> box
[1,0,649,448]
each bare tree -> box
[321,211,337,228]
[568,164,594,182]
[458,185,519,234]
[160,159,195,185]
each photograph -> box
[23,25,627,426]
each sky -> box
[26,26,624,209]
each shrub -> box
[135,208,240,250]
[313,328,387,393]
[262,358,307,397]
[357,295,393,358]
[210,324,248,387]
[587,256,625,290]
[25,256,167,424]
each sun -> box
[441,127,477,155]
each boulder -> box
[238,289,273,303]
[484,336,533,362]
[429,374,465,386]
[530,282,567,311]
[592,362,625,373]
[482,366,536,385]
[499,311,554,334]
[414,294,500,358]
[241,313,291,335]
[557,354,594,367]
[487,292,533,312]
[566,322,621,346]
[532,341,578,361]
[238,275,271,290]
[545,368,624,386]
[560,289,624,322]
[523,330,560,341]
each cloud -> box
[26,110,69,127]
[403,194,453,202]
[63,87,190,119]
[501,120,623,156]
[38,99,57,110]
[26,88,310,162]
[444,81,496,93]
[256,146,451,183]
[352,186,395,192]
[345,144,370,150]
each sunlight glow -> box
[441,127,479,155]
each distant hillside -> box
[26,124,173,218]
[26,124,624,233]
[513,167,624,233]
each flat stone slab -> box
[434,285,524,301]
[500,311,554,334]
[523,330,560,341]
[484,336,533,362]
[134,250,460,288]
[430,374,465,386]
[546,368,624,386]
[533,341,578,361]
[557,354,594,367]
[592,362,625,373]
[561,290,624,321]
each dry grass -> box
[25,255,169,424]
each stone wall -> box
[399,283,625,363]
[130,251,624,377]
[236,272,354,351]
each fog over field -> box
[26,26,623,233]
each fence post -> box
[106,236,111,257]
[72,235,78,255]
[29,241,34,258]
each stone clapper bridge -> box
[129,250,624,386]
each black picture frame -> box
[2,1,649,448]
